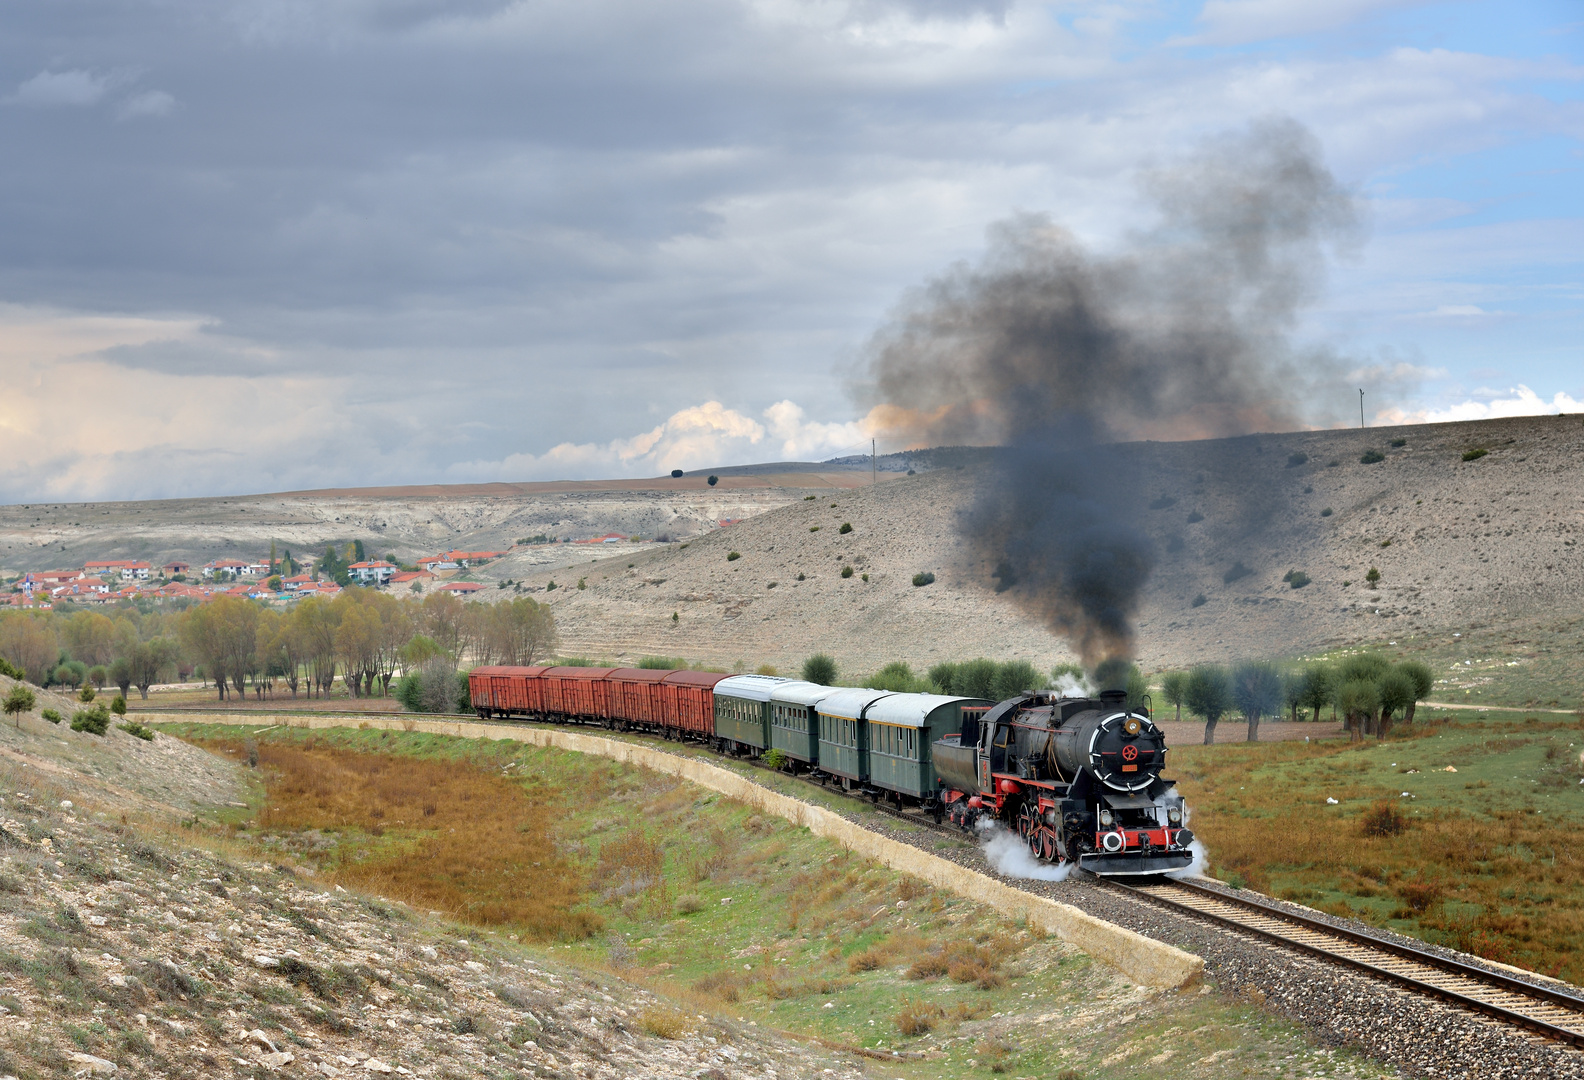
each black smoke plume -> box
[864,118,1358,667]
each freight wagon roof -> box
[608,668,671,684]
[661,670,729,688]
[544,666,621,679]
[865,694,995,729]
[768,681,834,707]
[815,687,895,720]
[714,674,791,702]
[471,665,550,677]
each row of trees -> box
[1159,655,1435,743]
[0,590,558,703]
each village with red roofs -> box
[4,547,510,609]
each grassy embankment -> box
[1172,707,1584,982]
[161,722,1391,1080]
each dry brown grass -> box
[1173,723,1584,981]
[206,739,600,940]
[636,1006,692,1039]
[893,997,942,1036]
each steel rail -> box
[1113,878,1584,1048]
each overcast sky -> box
[0,0,1579,502]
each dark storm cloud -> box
[865,118,1360,665]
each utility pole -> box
[872,438,877,486]
[1359,388,1365,429]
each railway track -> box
[1114,877,1584,1048]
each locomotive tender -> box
[468,667,1192,877]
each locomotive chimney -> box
[1099,689,1127,708]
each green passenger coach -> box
[767,681,833,768]
[815,688,895,789]
[711,674,789,753]
[864,693,994,800]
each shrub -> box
[861,573,869,581]
[992,660,1041,701]
[809,525,820,532]
[1390,437,1407,448]
[40,709,61,724]
[78,684,95,703]
[840,565,853,578]
[706,475,719,487]
[1283,570,1311,589]
[1365,567,1381,587]
[796,572,805,581]
[756,664,778,676]
[894,998,943,1036]
[1286,451,1308,467]
[671,469,684,478]
[1222,561,1251,584]
[726,551,741,561]
[912,571,935,587]
[803,495,815,500]
[868,661,925,693]
[1360,449,1385,464]
[838,522,852,534]
[70,704,111,736]
[1320,507,1333,517]
[3,684,35,726]
[1462,447,1488,461]
[1360,801,1407,838]
[953,659,1000,699]
[0,657,21,680]
[118,722,155,742]
[576,577,586,590]
[110,696,127,715]
[1191,593,1207,608]
[762,748,789,769]
[638,656,683,670]
[1186,510,1204,524]
[846,948,885,973]
[546,581,557,591]
[675,894,705,915]
[907,954,949,979]
[802,654,837,686]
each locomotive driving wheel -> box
[1040,828,1057,862]
[1017,803,1036,842]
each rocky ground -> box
[0,695,873,1080]
[484,414,1584,681]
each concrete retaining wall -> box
[146,711,1204,989]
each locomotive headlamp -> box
[1099,810,1114,827]
[1176,829,1195,848]
[1123,717,1142,736]
[1168,807,1182,824]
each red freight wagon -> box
[469,665,549,718]
[658,670,728,737]
[542,667,619,721]
[607,669,669,728]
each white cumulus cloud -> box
[1379,385,1584,425]
[447,399,875,482]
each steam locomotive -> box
[933,689,1194,875]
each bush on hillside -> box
[40,708,61,725]
[1462,448,1488,461]
[397,659,468,714]
[912,571,935,587]
[1286,451,1308,467]
[110,695,127,715]
[1360,449,1385,464]
[839,522,852,534]
[867,661,926,693]
[71,704,111,736]
[802,654,837,686]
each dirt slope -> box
[0,473,878,576]
[491,415,1584,678]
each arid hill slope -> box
[483,415,1584,678]
[0,470,878,575]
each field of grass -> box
[160,722,1395,1080]
[1170,708,1584,982]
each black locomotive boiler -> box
[933,689,1194,875]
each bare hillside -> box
[488,415,1584,679]
[0,470,877,575]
